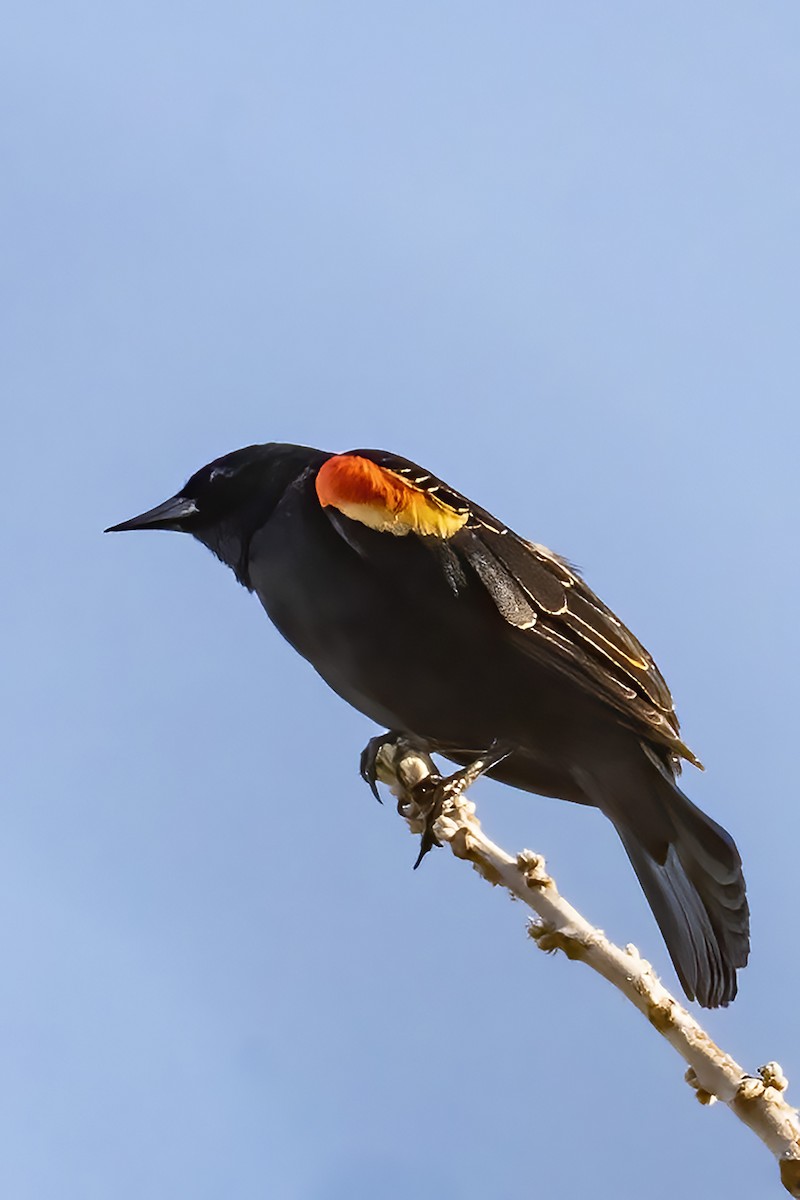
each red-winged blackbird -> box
[107,443,749,1007]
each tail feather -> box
[614,782,753,1008]
[592,768,749,1008]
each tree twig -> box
[373,737,800,1197]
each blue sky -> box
[4,3,800,1196]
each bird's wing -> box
[314,449,699,766]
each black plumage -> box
[107,442,749,1007]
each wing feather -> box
[456,523,699,765]
[318,448,700,767]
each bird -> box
[106,442,749,1007]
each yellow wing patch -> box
[316,455,468,538]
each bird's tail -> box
[608,771,749,1007]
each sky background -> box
[4,3,800,1197]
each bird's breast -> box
[245,492,508,740]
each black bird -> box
[107,443,749,1007]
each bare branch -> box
[374,737,800,1197]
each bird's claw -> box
[360,734,389,802]
[359,732,446,865]
[360,733,511,866]
[411,740,512,869]
[412,795,444,868]
[359,734,510,868]
[362,729,450,798]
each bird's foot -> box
[360,731,437,804]
[360,731,405,802]
[361,733,511,869]
[411,741,512,869]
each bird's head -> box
[105,442,326,584]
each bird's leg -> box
[438,741,513,800]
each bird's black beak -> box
[105,494,198,533]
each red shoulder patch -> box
[315,455,468,538]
